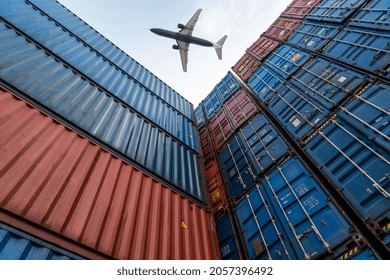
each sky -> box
[58,0,292,106]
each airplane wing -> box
[176,40,189,72]
[178,9,202,36]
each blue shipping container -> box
[267,81,330,141]
[248,45,310,103]
[248,64,285,103]
[306,0,366,23]
[235,185,298,260]
[267,56,367,141]
[0,1,198,150]
[195,105,205,129]
[235,156,354,260]
[323,26,390,79]
[215,72,240,102]
[215,214,241,260]
[0,223,83,260]
[287,20,342,52]
[304,116,390,222]
[27,0,193,120]
[263,45,310,79]
[239,114,289,175]
[0,21,206,203]
[339,80,390,151]
[203,90,223,120]
[349,0,390,32]
[219,136,256,200]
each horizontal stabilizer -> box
[214,35,227,60]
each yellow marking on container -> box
[210,189,221,202]
[292,53,301,62]
[181,220,188,229]
[229,84,235,89]
[238,65,245,72]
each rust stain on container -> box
[0,87,219,260]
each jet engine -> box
[172,44,180,50]
[177,23,186,29]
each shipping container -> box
[203,90,223,120]
[219,136,256,200]
[232,36,281,81]
[0,223,83,260]
[215,72,240,102]
[235,156,355,260]
[306,0,366,23]
[223,89,258,130]
[0,88,218,260]
[267,56,367,141]
[239,114,289,176]
[264,17,302,42]
[235,185,297,260]
[248,64,285,103]
[0,23,205,202]
[0,13,198,152]
[323,25,390,79]
[209,108,235,151]
[232,53,261,82]
[247,36,281,62]
[264,45,311,79]
[338,80,389,150]
[303,116,390,223]
[349,0,390,31]
[248,45,310,103]
[218,114,289,201]
[287,20,342,52]
[214,213,241,260]
[199,127,214,161]
[205,160,228,215]
[26,0,193,119]
[281,0,321,19]
[195,105,205,129]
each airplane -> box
[150,9,227,72]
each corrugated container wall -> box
[0,223,83,260]
[0,14,206,203]
[0,87,219,260]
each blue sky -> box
[58,0,292,106]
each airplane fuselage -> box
[150,28,214,47]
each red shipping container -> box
[281,0,321,19]
[247,36,281,62]
[232,53,260,81]
[199,126,214,160]
[205,160,227,215]
[209,109,234,151]
[264,17,301,42]
[224,89,258,129]
[0,87,219,260]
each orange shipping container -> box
[0,86,219,260]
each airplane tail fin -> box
[214,35,227,60]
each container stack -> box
[198,0,390,260]
[0,0,219,259]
